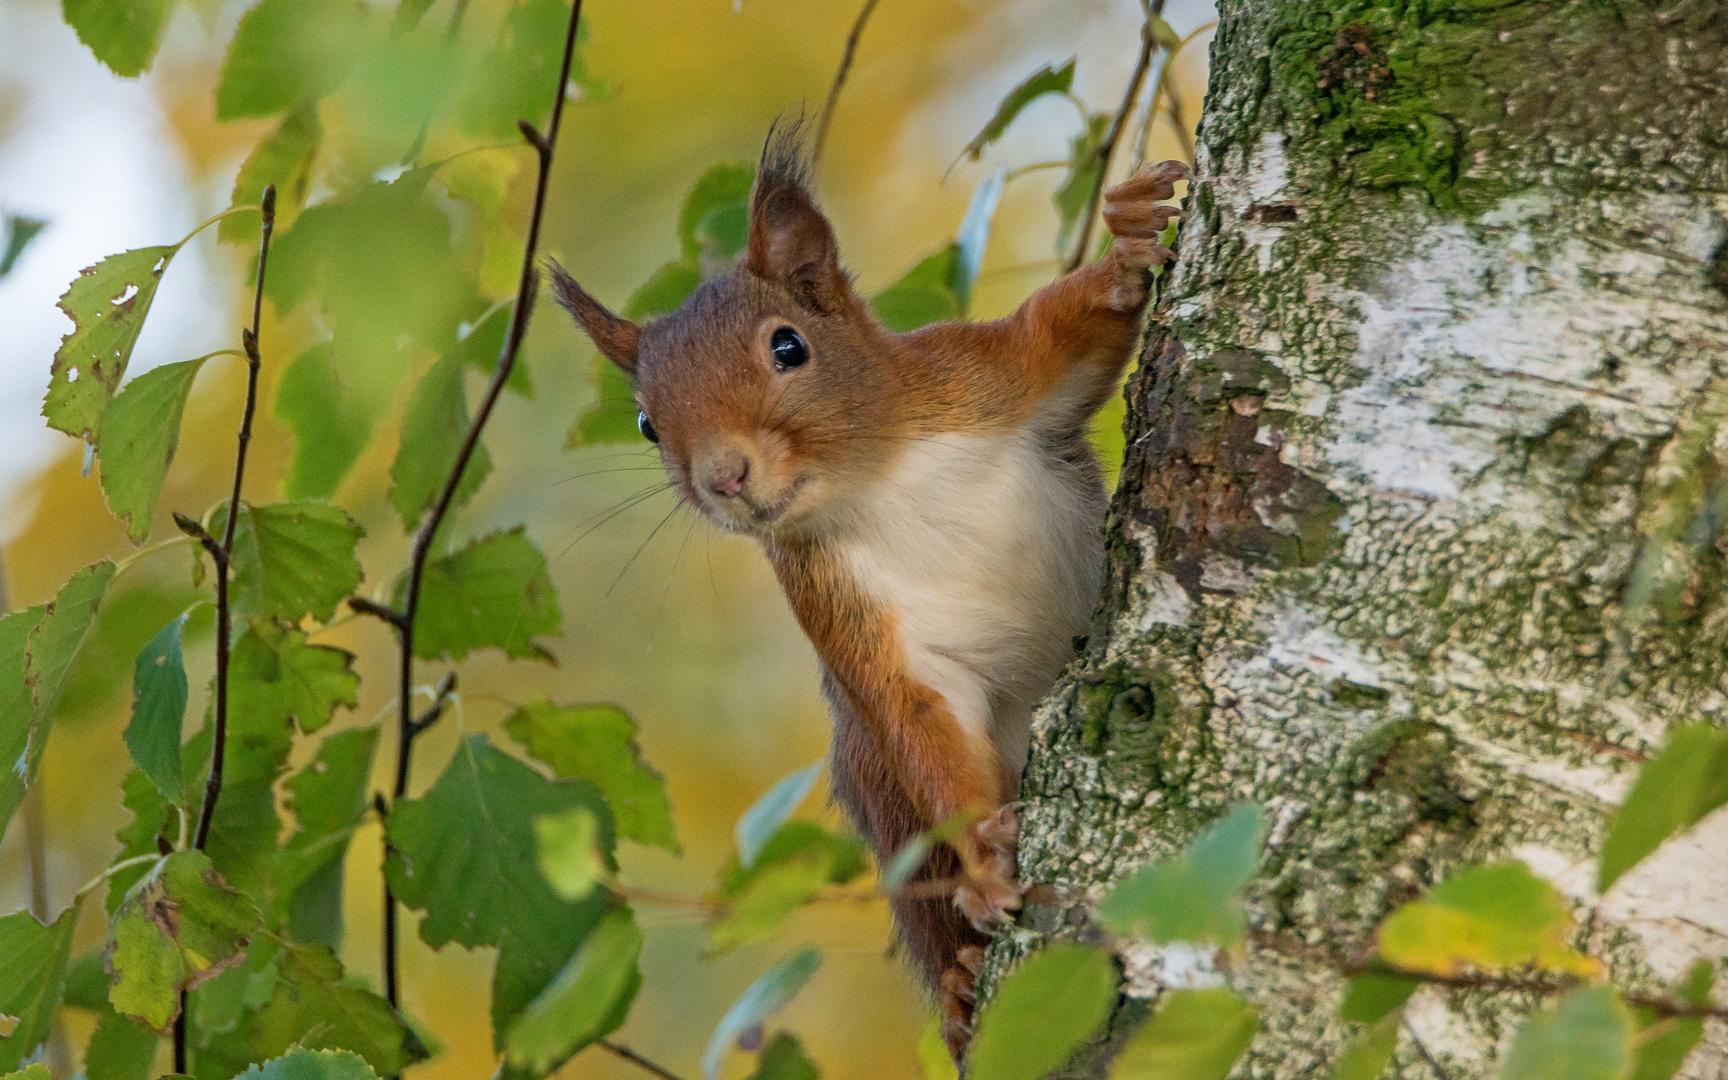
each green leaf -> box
[231,620,361,739]
[85,1003,160,1080]
[0,905,78,1072]
[624,261,703,321]
[701,948,823,1080]
[1109,989,1258,1080]
[968,944,1115,1080]
[505,908,642,1073]
[221,103,322,245]
[390,352,492,531]
[237,1048,381,1080]
[276,726,380,946]
[1055,114,1111,258]
[871,247,963,332]
[246,944,425,1076]
[457,304,531,397]
[62,0,172,77]
[679,163,754,262]
[1094,803,1265,946]
[1,215,48,279]
[1149,16,1182,51]
[961,58,1077,162]
[216,0,366,120]
[221,501,365,624]
[1377,862,1598,978]
[569,351,651,447]
[393,527,561,661]
[1598,724,1728,891]
[2,1068,50,1080]
[710,823,867,953]
[46,246,175,442]
[535,807,602,901]
[98,357,209,542]
[1501,986,1633,1080]
[458,0,593,138]
[385,734,616,950]
[107,850,261,1031]
[748,1034,818,1080]
[1329,1013,1399,1080]
[1629,1007,1701,1080]
[916,1017,958,1080]
[0,606,47,840]
[737,760,823,868]
[506,700,678,853]
[274,341,397,500]
[1339,973,1417,1025]
[125,613,189,799]
[108,769,173,913]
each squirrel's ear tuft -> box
[547,259,640,375]
[746,118,846,315]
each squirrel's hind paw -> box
[939,948,988,1063]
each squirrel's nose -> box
[705,453,751,499]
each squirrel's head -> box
[550,122,900,539]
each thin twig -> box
[811,0,882,167]
[174,182,276,1075]
[378,0,586,1021]
[1065,0,1165,272]
[597,1039,689,1080]
[409,672,457,737]
[347,594,408,629]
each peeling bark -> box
[988,1,1728,1076]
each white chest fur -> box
[835,430,1105,789]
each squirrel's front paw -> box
[953,808,1023,931]
[1100,159,1189,309]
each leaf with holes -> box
[1110,989,1258,1080]
[124,613,189,799]
[46,246,175,442]
[507,700,678,853]
[98,357,209,542]
[218,501,365,624]
[969,944,1116,1080]
[1500,986,1632,1080]
[222,103,321,245]
[216,0,366,120]
[1094,803,1265,946]
[390,351,492,532]
[1377,862,1598,978]
[1599,724,1728,891]
[0,906,78,1072]
[505,907,642,1074]
[702,948,823,1080]
[393,527,561,661]
[961,58,1077,162]
[62,0,173,77]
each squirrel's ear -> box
[547,260,640,375]
[745,127,846,314]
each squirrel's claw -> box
[953,807,1023,931]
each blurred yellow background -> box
[0,0,1209,1076]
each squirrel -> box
[549,123,1185,1058]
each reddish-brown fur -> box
[550,122,1184,1058]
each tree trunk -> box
[988,1,1728,1075]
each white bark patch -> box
[1118,941,1227,997]
[1402,986,1490,1065]
[1598,807,1728,982]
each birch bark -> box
[990,2,1728,1075]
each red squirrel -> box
[550,125,1185,1056]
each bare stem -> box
[1065,0,1165,272]
[376,0,586,1025]
[811,0,882,167]
[175,182,277,1076]
[597,1039,689,1080]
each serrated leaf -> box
[1339,973,1417,1025]
[969,944,1116,1080]
[1110,989,1257,1080]
[222,103,321,245]
[385,734,616,949]
[276,726,380,946]
[679,163,754,263]
[125,613,189,798]
[393,527,560,661]
[1329,1013,1399,1080]
[1501,986,1632,1080]
[221,501,365,624]
[1377,862,1598,978]
[0,905,78,1072]
[46,246,174,441]
[108,769,174,913]
[505,908,642,1073]
[458,0,600,138]
[107,850,261,1031]
[748,1034,818,1080]
[871,247,963,332]
[237,1048,381,1080]
[98,357,209,542]
[1055,114,1111,258]
[702,948,822,1080]
[216,0,366,120]
[1095,803,1265,946]
[737,760,822,868]
[62,0,173,77]
[535,807,602,901]
[390,352,491,531]
[274,341,398,500]
[246,944,425,1076]
[1598,724,1728,891]
[506,700,678,852]
[1,215,48,279]
[961,58,1077,162]
[231,620,361,740]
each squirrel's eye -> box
[637,411,659,443]
[770,327,809,371]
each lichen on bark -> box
[985,1,1728,1076]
